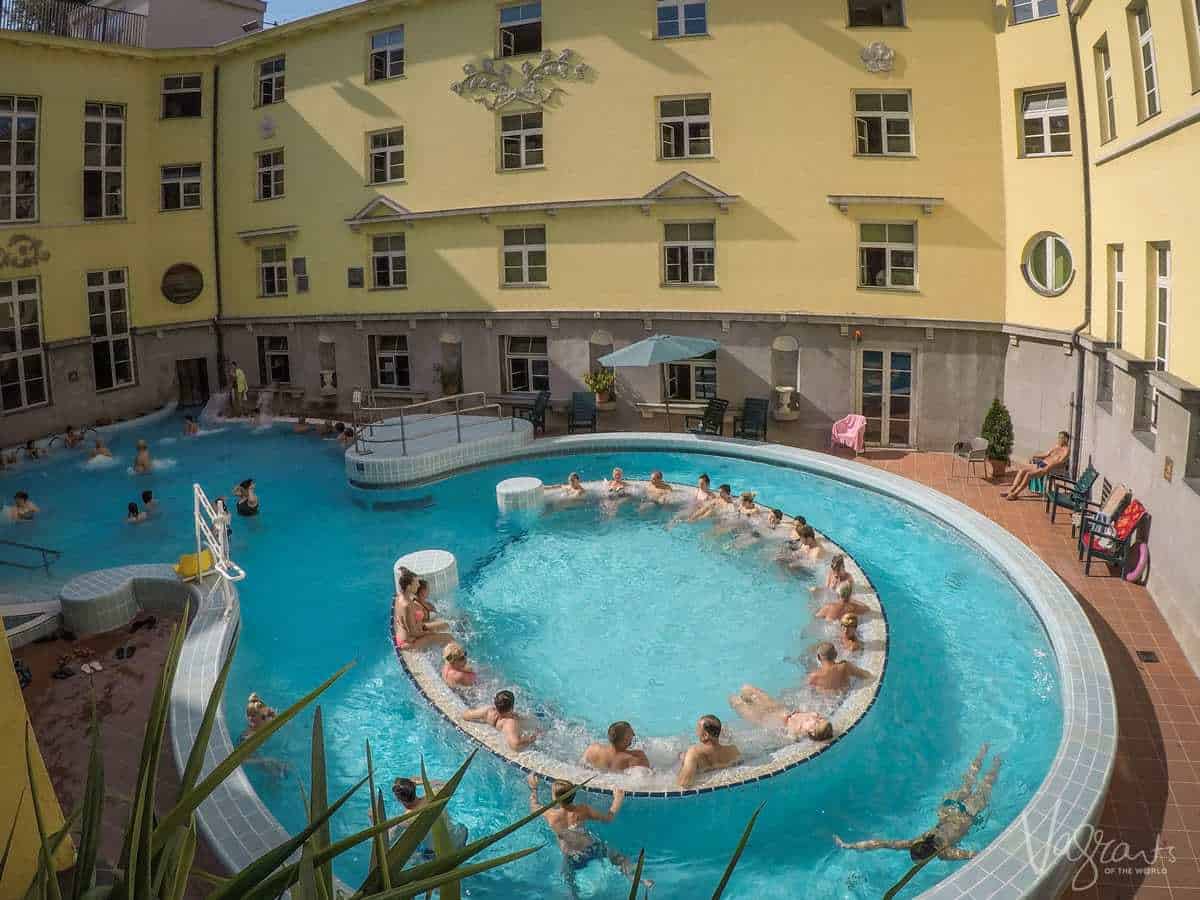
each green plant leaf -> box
[421,760,459,900]
[356,845,543,900]
[23,723,63,900]
[69,698,105,900]
[0,789,25,885]
[309,706,333,899]
[882,850,941,900]
[711,802,763,900]
[162,822,196,900]
[365,740,391,892]
[179,630,239,795]
[626,848,645,900]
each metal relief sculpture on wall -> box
[0,234,50,269]
[861,41,896,74]
[450,49,588,110]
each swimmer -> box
[840,613,862,653]
[338,425,356,447]
[787,525,823,568]
[688,483,735,522]
[835,744,1001,861]
[23,439,44,460]
[807,642,873,692]
[810,553,854,598]
[183,415,200,436]
[729,685,834,742]
[8,491,38,522]
[462,690,536,751]
[242,692,276,741]
[391,777,468,856]
[133,439,152,473]
[64,425,83,448]
[395,571,453,651]
[126,502,147,524]
[678,714,741,787]
[584,721,651,773]
[694,473,714,503]
[606,467,628,496]
[441,643,478,688]
[233,478,260,516]
[644,470,673,503]
[816,581,870,621]
[527,774,648,892]
[560,472,586,498]
[141,489,157,512]
[293,415,311,434]
[89,438,112,459]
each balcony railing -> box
[0,0,146,47]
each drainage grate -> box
[1136,650,1160,663]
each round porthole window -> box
[161,263,204,305]
[1023,233,1074,297]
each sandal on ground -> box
[129,616,157,633]
[115,646,136,660]
[52,665,75,680]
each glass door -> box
[859,349,915,448]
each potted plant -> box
[432,362,462,397]
[981,397,1014,479]
[583,368,617,410]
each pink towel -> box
[832,414,867,454]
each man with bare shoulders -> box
[678,714,741,787]
[1002,431,1071,500]
[584,721,651,773]
[808,642,873,692]
[462,689,536,751]
[816,581,870,621]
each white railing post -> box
[192,483,246,619]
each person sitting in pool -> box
[390,777,468,857]
[688,483,735,522]
[678,714,741,788]
[23,439,44,460]
[557,472,587,500]
[462,690,536,751]
[133,439,152,473]
[786,525,823,568]
[126,501,147,524]
[63,425,83,448]
[694,473,714,503]
[584,721,651,773]
[140,489,157,513]
[606,467,629,496]
[839,613,863,653]
[527,774,648,892]
[183,415,200,436]
[644,470,673,503]
[233,479,260,516]
[414,578,447,627]
[395,572,453,651]
[8,491,38,521]
[816,581,870,621]
[241,692,276,741]
[808,642,873,692]
[89,437,112,459]
[811,554,853,599]
[339,426,356,448]
[441,642,478,688]
[835,744,1001,862]
[731,506,786,549]
[293,415,311,434]
[333,422,346,441]
[1002,431,1071,501]
[729,685,834,742]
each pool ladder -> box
[0,539,62,577]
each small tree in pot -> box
[981,398,1014,479]
[583,368,616,403]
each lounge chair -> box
[1045,462,1099,531]
[515,390,551,435]
[685,398,729,436]
[733,397,769,441]
[952,437,989,478]
[568,391,598,434]
[831,414,867,455]
[1078,497,1148,576]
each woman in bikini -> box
[394,571,453,650]
[233,478,260,516]
[729,685,834,742]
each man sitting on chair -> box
[1002,431,1070,501]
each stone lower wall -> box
[1002,335,1079,461]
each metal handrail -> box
[351,390,516,457]
[0,538,62,576]
[0,0,147,47]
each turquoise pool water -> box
[1,417,1062,898]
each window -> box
[656,0,707,37]
[0,277,45,412]
[1012,0,1057,23]
[368,129,405,184]
[1150,243,1170,428]
[257,56,285,106]
[87,269,134,392]
[369,27,405,81]
[1021,88,1070,156]
[1096,39,1117,142]
[854,91,913,155]
[370,335,411,388]
[503,227,547,285]
[371,235,407,289]
[499,2,541,57]
[257,335,291,384]
[501,112,544,170]
[1110,244,1124,348]
[256,149,284,200]
[162,75,201,118]
[259,246,288,297]
[848,0,905,26]
[1132,5,1160,118]
[663,222,715,284]
[83,102,124,219]
[1023,233,1074,296]
[0,95,38,223]
[161,164,201,210]
[667,350,717,401]
[505,335,549,392]
[658,96,711,159]
[858,223,916,289]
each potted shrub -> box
[583,368,617,410]
[432,363,462,397]
[981,397,1014,479]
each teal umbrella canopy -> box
[597,334,720,367]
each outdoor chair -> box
[1078,497,1148,577]
[1045,462,1099,530]
[952,436,989,478]
[733,397,770,441]
[567,391,598,434]
[831,414,867,455]
[515,390,551,435]
[685,398,729,436]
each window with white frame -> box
[854,91,913,155]
[371,235,407,289]
[0,95,38,223]
[504,335,549,392]
[499,2,541,57]
[257,335,291,384]
[0,277,46,412]
[1096,39,1117,142]
[501,112,543,170]
[858,223,916,288]
[667,350,717,401]
[1012,0,1057,23]
[1151,242,1170,428]
[1021,87,1070,156]
[656,0,707,37]
[162,75,201,118]
[83,102,124,219]
[369,27,405,81]
[256,149,284,200]
[368,129,405,184]
[503,227,547,285]
[1022,233,1074,296]
[257,56,285,106]
[161,164,201,210]
[370,335,411,388]
[1110,244,1124,348]
[87,269,134,392]
[658,96,711,159]
[848,0,905,26]
[1132,5,1160,118]
[663,222,715,284]
[259,246,288,297]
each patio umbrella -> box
[598,334,721,431]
